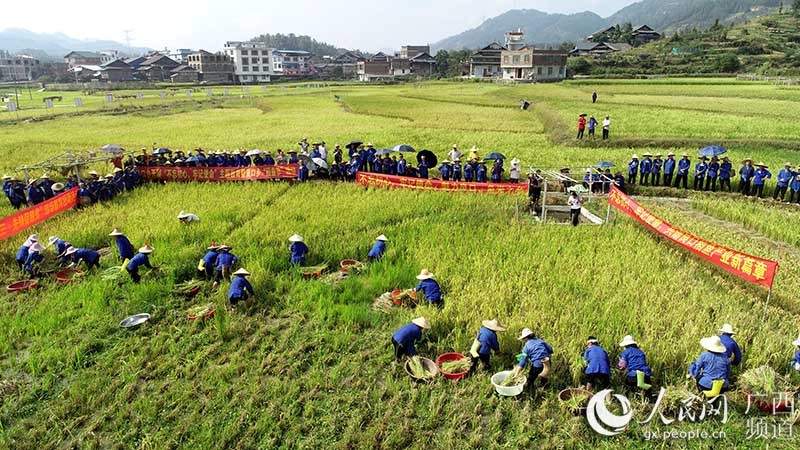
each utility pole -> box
[123,30,134,56]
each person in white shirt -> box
[448,145,461,163]
[319,142,328,161]
[602,116,611,140]
[509,158,521,183]
[568,192,582,227]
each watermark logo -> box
[586,389,634,436]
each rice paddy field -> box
[2,79,800,448]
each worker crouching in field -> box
[177,211,200,223]
[289,234,308,265]
[23,242,44,277]
[391,317,431,359]
[367,235,388,261]
[718,323,742,368]
[198,243,220,280]
[48,235,72,265]
[617,335,653,391]
[109,228,135,262]
[582,337,610,391]
[469,319,506,373]
[213,245,238,285]
[415,269,442,308]
[688,336,731,394]
[510,328,553,395]
[15,234,38,270]
[228,268,254,306]
[64,246,102,270]
[126,245,154,283]
[791,336,800,372]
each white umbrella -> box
[245,149,262,157]
[311,158,328,170]
[101,144,123,154]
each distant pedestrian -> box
[627,154,639,185]
[674,154,691,189]
[751,163,771,198]
[693,157,708,190]
[774,163,793,201]
[739,159,755,195]
[577,115,587,140]
[719,157,734,192]
[568,191,582,227]
[602,116,611,140]
[588,116,597,138]
[592,91,598,104]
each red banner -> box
[0,187,78,241]
[608,186,778,288]
[139,165,299,182]
[356,172,528,194]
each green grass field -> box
[1,80,799,448]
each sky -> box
[4,0,639,52]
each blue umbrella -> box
[595,161,615,169]
[699,145,727,158]
[393,144,416,153]
[483,152,507,161]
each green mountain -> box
[433,0,781,51]
[570,12,800,76]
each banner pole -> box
[763,287,772,321]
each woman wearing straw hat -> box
[177,211,200,224]
[126,245,155,283]
[415,269,442,308]
[289,234,308,266]
[15,234,38,270]
[198,243,220,280]
[213,245,238,284]
[23,242,45,277]
[718,324,742,367]
[367,235,388,262]
[47,236,71,265]
[391,317,431,360]
[469,319,506,373]
[751,163,772,198]
[774,163,793,201]
[582,336,611,391]
[718,157,734,192]
[227,268,254,306]
[109,229,135,262]
[791,173,800,204]
[688,336,731,393]
[509,328,553,395]
[64,246,102,270]
[693,156,708,191]
[617,335,653,390]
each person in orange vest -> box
[576,114,587,140]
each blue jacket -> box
[678,159,691,175]
[392,323,423,356]
[652,159,663,174]
[397,159,407,175]
[27,185,44,204]
[15,244,30,263]
[628,159,639,175]
[719,162,733,179]
[639,159,652,175]
[439,164,451,180]
[464,164,474,180]
[719,333,742,366]
[619,346,652,378]
[416,278,442,304]
[707,162,720,178]
[517,338,553,369]
[126,252,152,272]
[476,165,487,182]
[201,250,218,268]
[73,248,101,266]
[777,169,794,187]
[583,344,610,375]
[290,242,308,265]
[792,176,800,192]
[298,164,309,181]
[793,350,800,368]
[740,165,755,181]
[753,168,771,186]
[689,351,731,390]
[367,240,386,260]
[54,239,70,256]
[418,163,429,179]
[476,326,500,357]
[215,251,238,269]
[694,162,708,177]
[24,251,43,271]
[228,275,254,299]
[452,164,462,179]
[115,235,135,260]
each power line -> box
[123,30,134,55]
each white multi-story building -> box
[223,41,274,83]
[0,51,40,81]
[167,48,195,64]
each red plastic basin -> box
[54,268,81,284]
[340,259,359,270]
[7,279,39,293]
[436,352,470,380]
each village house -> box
[357,46,437,81]
[500,30,567,81]
[0,51,40,81]
[136,53,180,82]
[64,51,103,68]
[357,52,392,81]
[469,42,505,78]
[273,49,314,76]
[223,41,274,83]
[328,51,361,77]
[170,65,199,83]
[632,25,662,45]
[99,59,133,82]
[168,48,195,64]
[570,41,632,57]
[186,50,235,83]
